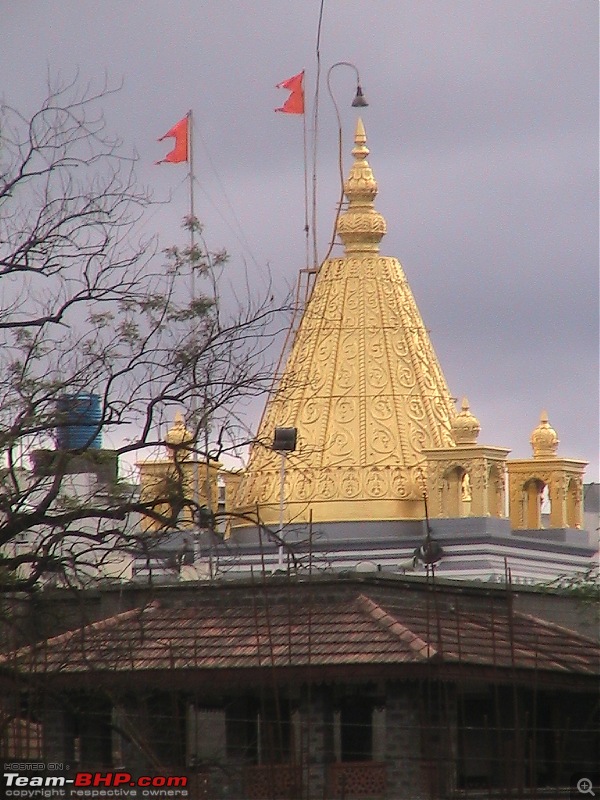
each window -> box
[341,698,372,761]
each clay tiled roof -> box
[3,582,598,681]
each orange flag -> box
[156,116,189,164]
[275,71,304,114]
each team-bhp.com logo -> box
[5,771,187,793]
[76,774,187,788]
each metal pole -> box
[187,110,203,553]
[188,109,195,251]
[278,452,285,568]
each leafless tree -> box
[0,77,289,590]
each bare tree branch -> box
[0,78,292,591]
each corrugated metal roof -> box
[3,582,598,678]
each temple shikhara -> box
[236,118,456,526]
[139,119,594,584]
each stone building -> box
[1,575,598,799]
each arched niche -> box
[442,465,469,517]
[487,465,504,518]
[523,478,546,529]
[541,484,551,528]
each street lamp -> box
[273,427,297,568]
[323,62,369,263]
[326,61,368,133]
[327,61,368,115]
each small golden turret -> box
[138,411,220,532]
[165,411,194,461]
[508,410,586,529]
[451,397,481,445]
[424,397,509,519]
[530,410,559,458]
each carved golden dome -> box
[165,411,194,461]
[451,397,481,445]
[336,118,387,254]
[530,410,559,458]
[232,119,456,527]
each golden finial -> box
[352,117,368,156]
[336,118,386,254]
[530,409,559,458]
[451,397,481,445]
[165,411,194,461]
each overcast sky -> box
[2,1,598,480]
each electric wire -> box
[193,126,265,275]
[311,0,326,269]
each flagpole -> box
[303,107,310,272]
[186,109,204,534]
[188,109,194,255]
[189,109,214,529]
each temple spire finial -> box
[353,117,367,151]
[530,409,559,458]
[165,410,194,461]
[451,397,481,445]
[336,118,386,254]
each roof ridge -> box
[513,609,600,646]
[356,593,436,660]
[442,606,598,673]
[3,601,159,663]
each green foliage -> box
[544,565,600,606]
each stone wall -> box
[385,684,427,799]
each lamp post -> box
[326,61,368,125]
[322,62,369,262]
[272,427,297,569]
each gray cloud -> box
[2,0,597,478]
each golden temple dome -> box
[233,119,456,527]
[165,411,194,461]
[530,410,559,458]
[451,397,481,445]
